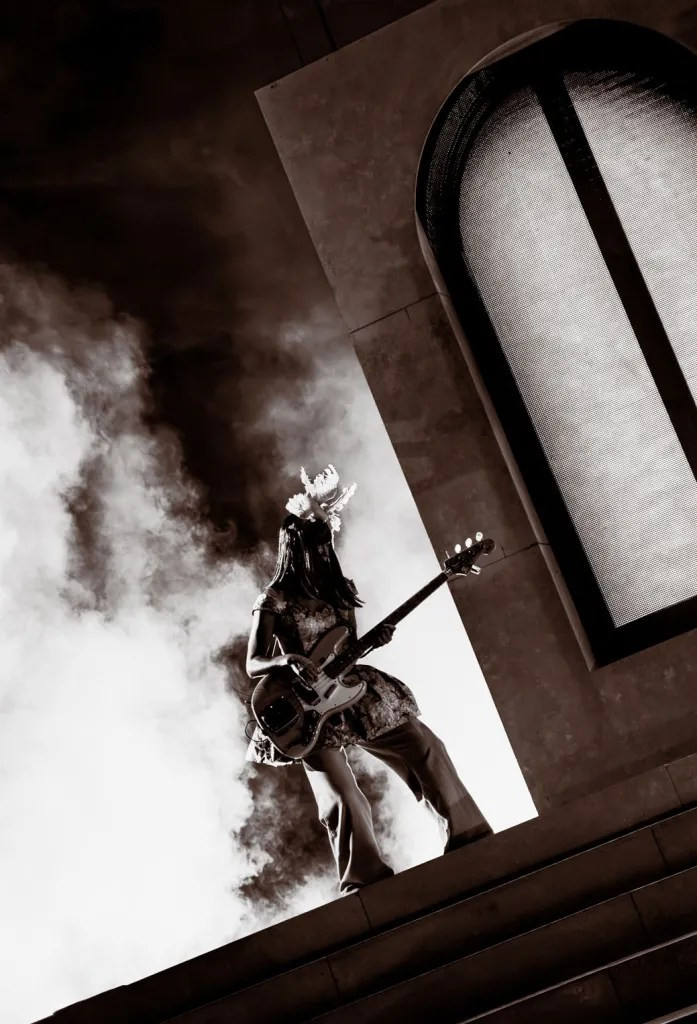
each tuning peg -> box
[465,537,472,548]
[475,531,483,541]
[454,543,461,553]
[470,565,481,575]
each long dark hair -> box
[269,515,363,609]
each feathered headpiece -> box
[285,464,357,533]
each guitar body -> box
[251,625,367,761]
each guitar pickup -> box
[292,679,321,706]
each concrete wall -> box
[258,0,697,808]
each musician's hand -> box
[333,633,351,654]
[373,623,396,648]
[282,653,319,682]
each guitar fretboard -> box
[325,571,449,678]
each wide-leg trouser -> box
[302,717,491,893]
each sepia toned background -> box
[5,1,697,1022]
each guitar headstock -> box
[442,532,495,579]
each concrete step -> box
[309,884,695,1019]
[457,935,697,1024]
[36,754,697,1024]
[644,1009,697,1024]
[152,813,697,1024]
[322,812,697,1006]
[446,937,697,1024]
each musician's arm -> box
[245,610,317,680]
[246,611,285,678]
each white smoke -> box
[0,262,536,1024]
[0,265,336,1024]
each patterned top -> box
[246,586,420,766]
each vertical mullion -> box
[532,74,697,482]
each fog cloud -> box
[0,264,335,1024]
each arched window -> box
[417,19,697,665]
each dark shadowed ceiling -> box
[0,0,434,550]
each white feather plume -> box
[285,464,356,532]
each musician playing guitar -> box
[245,466,491,896]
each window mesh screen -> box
[458,84,697,627]
[568,72,697,395]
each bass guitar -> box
[251,533,494,760]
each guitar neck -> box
[326,571,449,677]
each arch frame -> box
[416,18,697,666]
